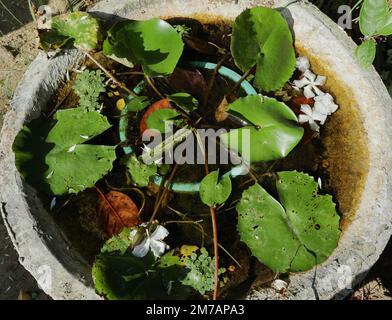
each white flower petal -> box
[309,120,320,132]
[328,103,339,113]
[298,114,310,124]
[151,225,169,241]
[313,86,324,97]
[312,110,328,124]
[314,75,327,86]
[304,85,316,99]
[129,229,138,240]
[300,104,313,116]
[132,237,150,257]
[296,56,310,72]
[293,78,310,89]
[304,70,316,82]
[150,239,167,258]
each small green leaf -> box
[237,171,340,273]
[123,154,157,187]
[359,0,392,36]
[146,109,180,133]
[168,93,199,112]
[231,7,296,91]
[73,69,106,112]
[199,170,232,207]
[220,95,304,163]
[126,96,150,112]
[355,39,377,68]
[103,18,184,76]
[40,12,100,50]
[45,108,116,195]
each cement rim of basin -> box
[0,0,391,300]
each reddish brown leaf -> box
[164,67,208,102]
[288,96,314,116]
[140,99,172,135]
[184,35,219,55]
[97,189,140,237]
[215,97,229,122]
[287,96,316,145]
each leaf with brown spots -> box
[96,189,140,237]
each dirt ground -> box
[0,0,391,300]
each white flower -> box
[313,93,339,116]
[298,104,328,132]
[296,56,310,72]
[293,70,327,99]
[129,224,169,258]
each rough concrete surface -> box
[0,0,391,300]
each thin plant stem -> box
[150,163,179,222]
[203,53,230,108]
[27,0,36,22]
[225,67,254,98]
[167,206,241,268]
[83,50,135,96]
[145,75,165,99]
[202,149,219,300]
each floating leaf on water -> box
[40,12,100,50]
[237,171,340,273]
[231,7,296,91]
[220,95,304,163]
[103,18,184,76]
[199,170,232,207]
[123,154,157,187]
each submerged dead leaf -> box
[97,190,140,237]
[215,97,229,122]
[164,67,208,103]
[183,35,220,55]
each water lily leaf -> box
[231,7,296,91]
[237,171,340,273]
[359,0,392,36]
[93,232,192,300]
[103,18,184,76]
[45,108,116,195]
[97,190,140,237]
[355,39,377,68]
[40,12,100,50]
[146,109,180,133]
[123,154,157,187]
[168,92,199,112]
[199,170,232,207]
[220,96,304,163]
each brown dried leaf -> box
[215,97,229,122]
[164,67,208,102]
[97,190,140,237]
